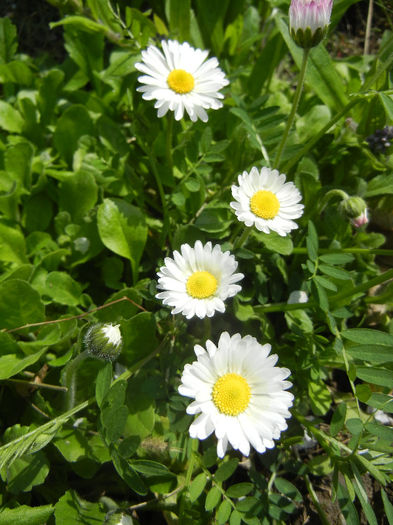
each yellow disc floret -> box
[167,69,195,94]
[250,190,280,219]
[212,373,251,416]
[186,271,217,299]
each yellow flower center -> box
[212,373,251,416]
[167,69,195,94]
[186,271,217,299]
[250,190,280,220]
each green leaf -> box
[189,472,208,502]
[111,449,147,495]
[342,328,393,346]
[0,61,33,85]
[306,220,318,261]
[131,459,176,494]
[0,449,49,494]
[226,482,254,498]
[215,458,239,483]
[337,482,360,525]
[54,428,110,464]
[366,173,393,198]
[346,418,363,437]
[53,105,94,165]
[330,403,347,436]
[230,510,242,525]
[95,362,112,408]
[97,199,147,283]
[382,488,393,525]
[346,344,393,364]
[356,367,393,389]
[168,0,191,41]
[54,490,106,525]
[314,275,337,292]
[319,264,352,280]
[0,505,54,525]
[0,222,27,264]
[44,272,83,306]
[365,422,393,442]
[121,313,157,368]
[51,15,110,34]
[274,477,302,502]
[59,171,98,221]
[319,253,354,265]
[253,230,293,255]
[308,380,331,415]
[205,486,221,511]
[276,16,348,112]
[0,100,24,133]
[0,348,47,380]
[351,464,378,525]
[0,279,45,330]
[217,500,232,525]
[0,17,18,63]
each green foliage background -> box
[0,0,393,523]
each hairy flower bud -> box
[289,0,333,48]
[339,196,368,228]
[84,323,122,362]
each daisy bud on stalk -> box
[84,323,122,362]
[339,196,369,228]
[289,0,333,48]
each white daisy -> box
[134,40,229,122]
[156,241,243,319]
[230,167,304,236]
[179,332,294,458]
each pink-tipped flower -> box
[289,0,333,48]
[351,209,369,229]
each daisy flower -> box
[156,241,243,319]
[134,40,229,122]
[179,332,294,458]
[230,166,304,236]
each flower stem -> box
[330,268,393,306]
[166,114,174,176]
[234,227,251,250]
[64,350,89,411]
[274,47,310,170]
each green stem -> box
[233,227,252,250]
[274,47,310,169]
[139,141,171,247]
[304,474,331,525]
[64,350,89,411]
[254,301,313,314]
[185,439,199,490]
[291,248,393,256]
[166,114,174,176]
[330,267,393,305]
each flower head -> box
[230,167,304,236]
[289,0,333,48]
[179,332,293,458]
[135,40,229,122]
[156,241,243,319]
[338,195,368,228]
[84,323,122,362]
[351,208,369,228]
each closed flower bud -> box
[339,196,368,228]
[84,323,122,362]
[289,0,333,48]
[351,209,369,228]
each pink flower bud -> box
[289,0,333,48]
[351,209,369,228]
